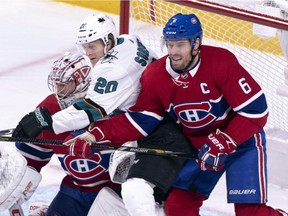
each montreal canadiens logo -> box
[173,102,216,128]
[63,153,106,180]
[191,17,197,24]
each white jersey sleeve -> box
[52,34,157,134]
[52,106,89,134]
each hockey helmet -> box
[77,13,118,47]
[163,13,203,47]
[48,52,92,108]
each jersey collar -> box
[166,56,201,79]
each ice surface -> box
[0,0,287,215]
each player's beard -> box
[170,52,194,73]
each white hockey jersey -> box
[52,34,157,134]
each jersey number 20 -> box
[95,77,118,94]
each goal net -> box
[120,0,288,140]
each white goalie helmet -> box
[77,13,118,47]
[48,52,92,109]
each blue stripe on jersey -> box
[235,93,268,117]
[167,104,178,122]
[16,142,53,160]
[126,111,162,135]
[209,96,230,117]
[70,129,86,137]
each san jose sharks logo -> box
[97,17,105,23]
[101,50,118,64]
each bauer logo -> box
[229,189,256,195]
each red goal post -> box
[119,0,288,138]
[120,0,288,33]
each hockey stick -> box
[0,134,198,159]
[0,128,14,136]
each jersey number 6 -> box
[238,78,252,94]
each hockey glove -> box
[64,125,110,158]
[109,141,137,184]
[197,129,237,171]
[12,107,53,138]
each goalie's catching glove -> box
[197,129,237,171]
[109,141,137,184]
[64,126,110,158]
[12,107,53,138]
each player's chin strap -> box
[0,130,199,159]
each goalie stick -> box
[0,129,198,159]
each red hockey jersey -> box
[16,94,119,193]
[96,45,268,149]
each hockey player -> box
[64,13,288,216]
[11,12,198,216]
[12,13,157,139]
[11,51,123,216]
[12,12,163,215]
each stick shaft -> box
[0,135,198,159]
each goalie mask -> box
[48,52,92,109]
[77,13,118,50]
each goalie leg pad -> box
[87,187,129,216]
[0,146,27,211]
[28,201,49,216]
[18,167,42,203]
[8,201,25,216]
[0,152,42,211]
[121,178,158,216]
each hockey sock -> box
[165,188,206,216]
